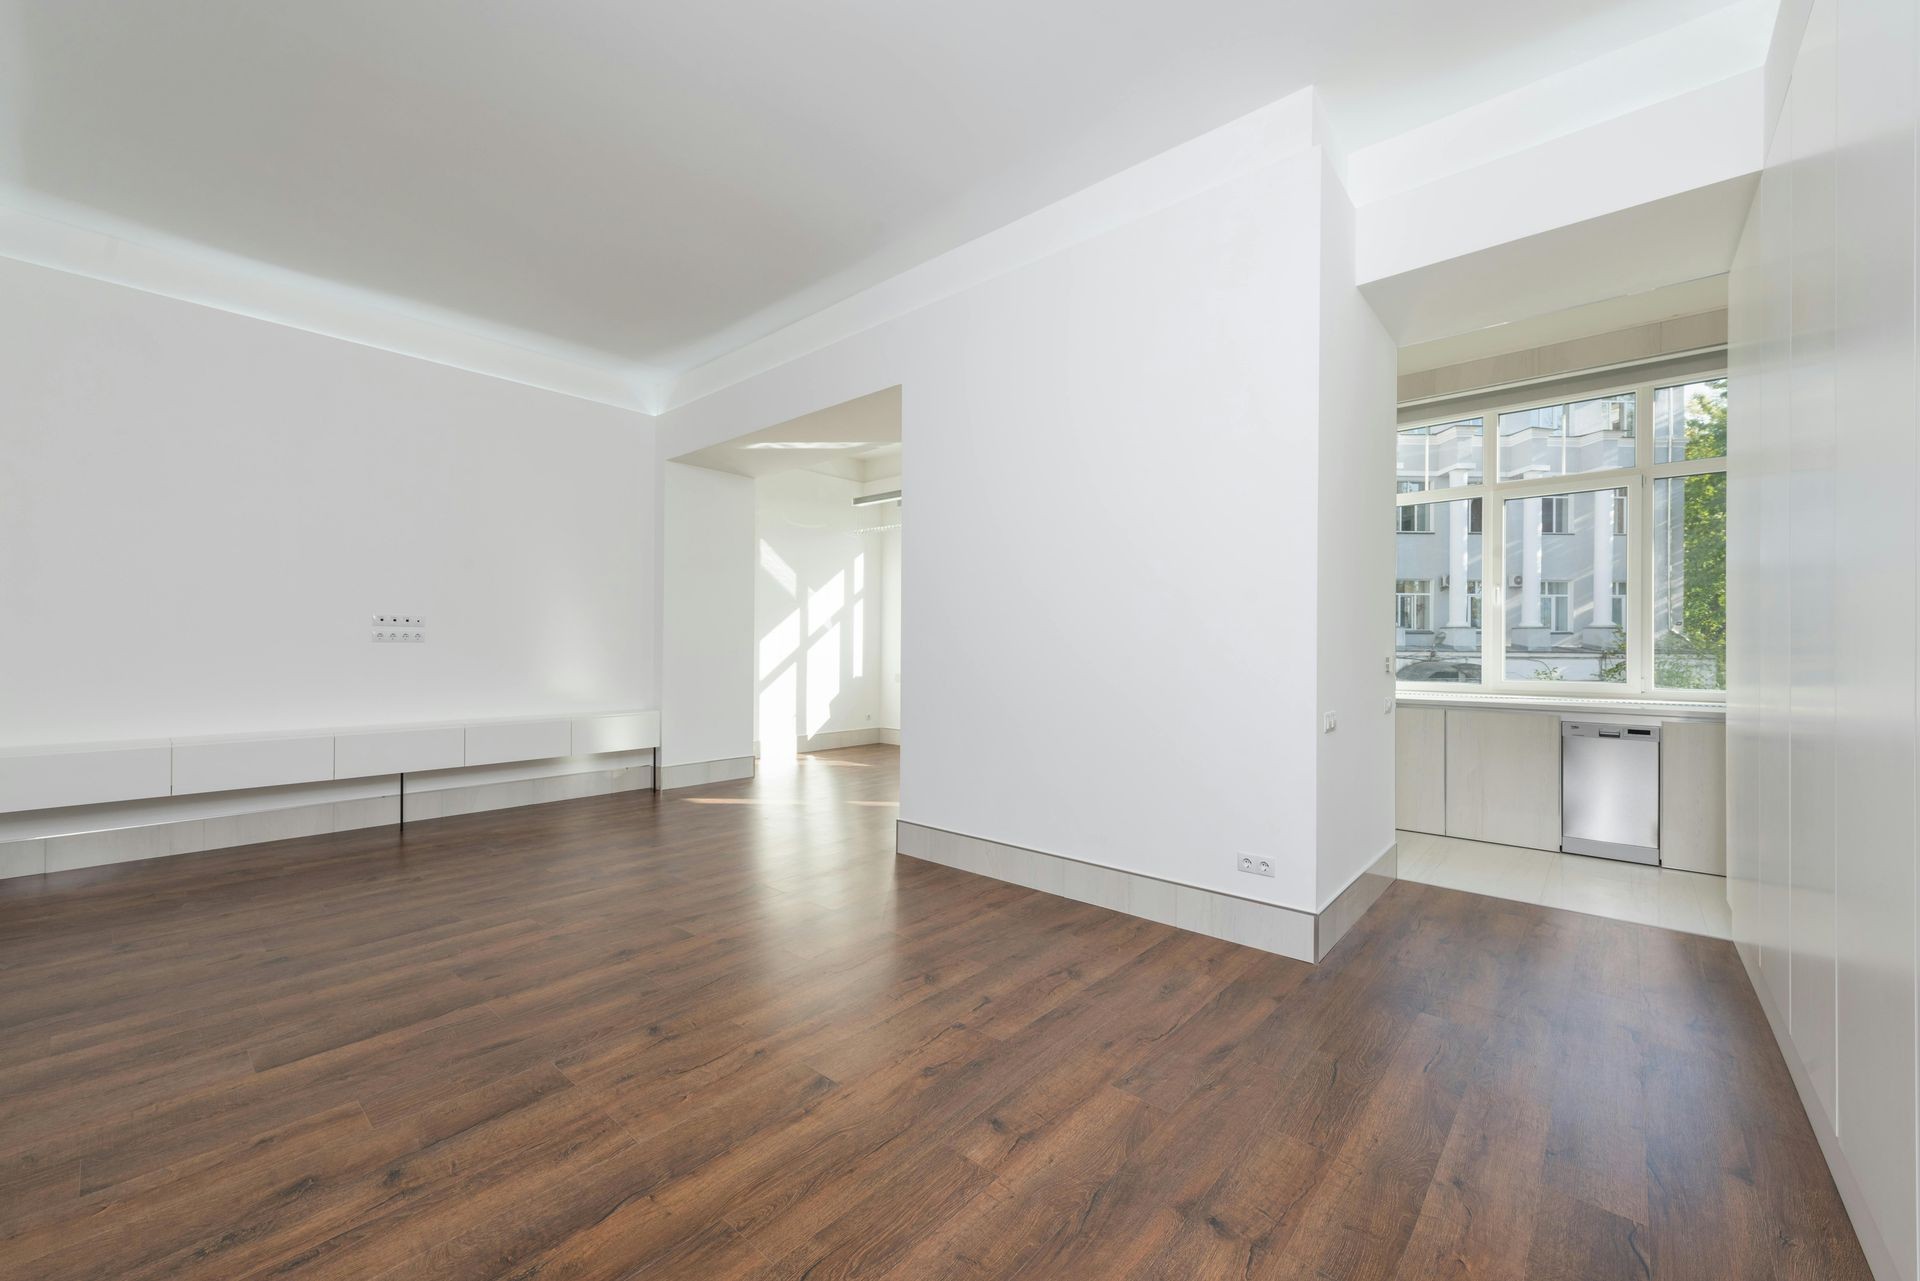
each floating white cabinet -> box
[1659,720,1727,876]
[172,735,336,794]
[0,743,173,812]
[1443,709,1563,852]
[333,727,466,779]
[1393,707,1447,835]
[570,711,661,756]
[464,719,572,767]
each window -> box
[1399,370,1725,695]
[1396,579,1433,631]
[1498,393,1636,480]
[1654,378,1729,463]
[1396,481,1432,533]
[1396,417,1484,490]
[1654,473,1727,689]
[1393,497,1482,684]
[1507,489,1627,681]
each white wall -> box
[0,256,657,748]
[753,469,888,754]
[657,94,1391,914]
[660,462,755,768]
[1727,0,1918,1275]
[1315,158,1400,906]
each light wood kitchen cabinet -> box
[1393,706,1447,834]
[1443,708,1562,851]
[1659,719,1727,875]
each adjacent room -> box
[0,1,1910,1278]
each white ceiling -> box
[0,0,1742,382]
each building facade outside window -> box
[1541,580,1571,632]
[1396,579,1433,631]
[1395,372,1727,694]
[1396,481,1432,533]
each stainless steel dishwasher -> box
[1561,719,1661,865]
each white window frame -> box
[1395,367,1727,701]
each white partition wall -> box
[1727,0,1920,1275]
[656,90,1398,958]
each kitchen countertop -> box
[1396,691,1726,720]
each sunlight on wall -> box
[760,540,797,596]
[805,621,842,736]
[755,473,895,754]
[808,571,845,628]
[759,662,797,761]
[759,608,799,681]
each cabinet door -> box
[1660,720,1727,875]
[1444,709,1561,851]
[1394,707,1447,834]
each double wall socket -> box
[372,614,426,644]
[1237,855,1275,878]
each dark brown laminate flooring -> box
[0,745,1869,1279]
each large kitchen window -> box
[1395,372,1727,696]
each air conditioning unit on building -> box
[1511,574,1524,587]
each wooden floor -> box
[0,745,1869,1280]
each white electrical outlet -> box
[372,613,427,643]
[1322,712,1338,733]
[1237,855,1275,878]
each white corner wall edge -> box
[1737,942,1903,1281]
[897,821,1397,964]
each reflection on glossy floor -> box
[0,746,1865,1279]
[1398,829,1733,939]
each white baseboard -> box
[0,751,654,880]
[896,821,1396,964]
[797,727,884,752]
[879,728,902,746]
[1737,942,1901,1281]
[657,756,755,790]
